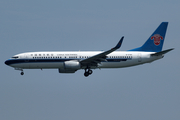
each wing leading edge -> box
[80,36,124,67]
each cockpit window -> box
[12,56,19,59]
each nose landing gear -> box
[21,71,24,75]
[15,68,24,75]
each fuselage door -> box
[24,54,29,62]
[138,53,142,62]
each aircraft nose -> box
[5,60,10,65]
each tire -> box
[84,72,89,77]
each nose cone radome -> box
[5,60,10,66]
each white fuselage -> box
[6,51,162,70]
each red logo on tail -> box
[151,34,163,46]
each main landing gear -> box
[84,68,93,77]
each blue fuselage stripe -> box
[5,58,129,65]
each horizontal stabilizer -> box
[151,48,174,56]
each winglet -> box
[113,36,124,49]
[151,48,174,56]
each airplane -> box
[5,22,174,77]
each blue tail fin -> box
[129,22,168,52]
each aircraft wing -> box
[80,37,124,67]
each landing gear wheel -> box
[88,70,93,75]
[84,72,89,77]
[21,72,24,75]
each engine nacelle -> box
[64,60,81,69]
[58,61,81,73]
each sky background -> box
[0,0,180,120]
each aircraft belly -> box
[98,56,162,69]
[98,57,152,68]
[11,62,64,69]
[99,61,136,68]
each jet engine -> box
[58,61,81,73]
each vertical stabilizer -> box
[129,22,168,52]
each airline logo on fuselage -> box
[151,34,163,46]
